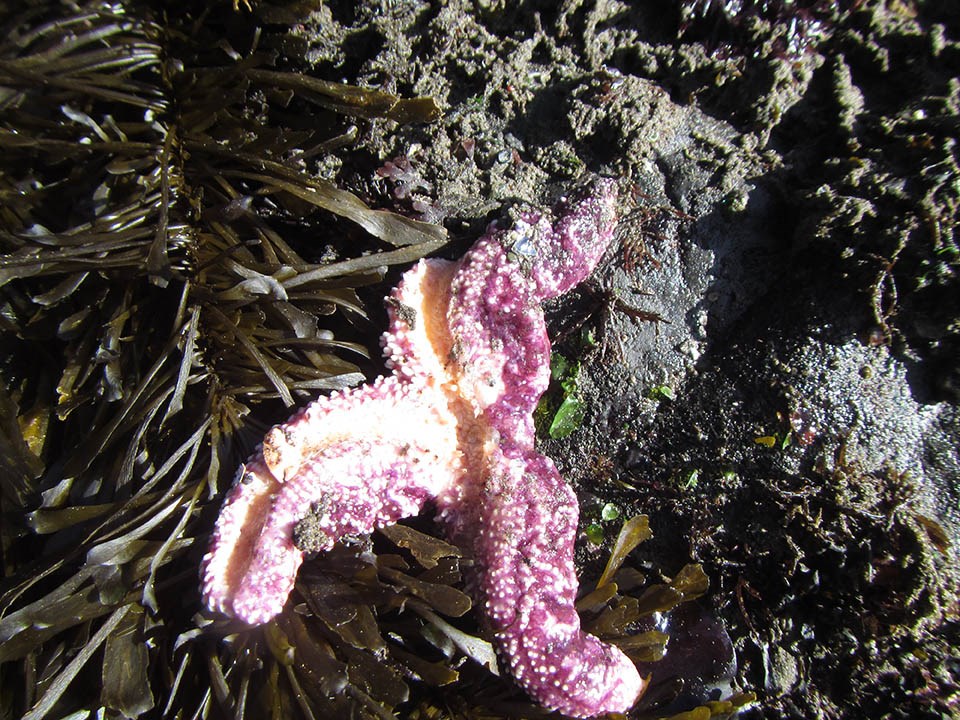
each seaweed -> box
[0,1,445,717]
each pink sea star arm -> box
[446,178,618,443]
[437,179,642,716]
[201,456,279,619]
[230,437,448,623]
[445,442,644,718]
[202,378,465,624]
[513,176,618,299]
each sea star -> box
[201,178,645,717]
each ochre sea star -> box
[201,178,645,717]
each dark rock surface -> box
[304,2,959,717]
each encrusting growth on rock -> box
[201,178,644,717]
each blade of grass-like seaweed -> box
[187,139,446,247]
[596,515,652,590]
[21,604,131,720]
[142,482,205,613]
[26,503,117,534]
[0,593,114,664]
[616,630,669,662]
[205,647,234,714]
[163,649,191,717]
[633,564,710,616]
[0,566,94,643]
[31,272,88,306]
[249,214,309,266]
[343,644,409,710]
[343,681,398,720]
[227,374,364,397]
[86,497,184,567]
[204,304,295,406]
[147,125,176,282]
[229,169,447,247]
[575,579,619,613]
[387,642,459,686]
[261,337,369,358]
[282,243,448,289]
[407,600,499,675]
[165,304,200,419]
[285,664,320,720]
[235,659,251,720]
[244,68,440,124]
[379,566,471,618]
[244,68,441,124]
[206,403,225,499]
[113,386,174,492]
[0,531,100,631]
[378,523,462,569]
[273,612,351,697]
[101,605,155,717]
[9,10,109,51]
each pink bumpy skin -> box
[201,178,645,717]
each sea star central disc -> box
[201,178,645,717]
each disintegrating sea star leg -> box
[533,177,619,297]
[458,443,645,717]
[201,456,279,619]
[230,439,457,623]
[202,382,464,624]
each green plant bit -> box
[585,523,605,546]
[536,352,586,439]
[601,502,621,521]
